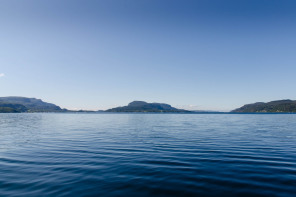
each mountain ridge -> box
[106,101,190,113]
[232,99,296,113]
[0,96,64,112]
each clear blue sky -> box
[1,0,296,111]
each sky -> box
[1,0,296,111]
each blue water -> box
[0,113,296,196]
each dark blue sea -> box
[0,113,296,196]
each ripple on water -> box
[0,113,296,196]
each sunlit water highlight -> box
[0,113,296,196]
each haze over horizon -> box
[1,0,296,111]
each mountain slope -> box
[106,101,190,112]
[0,103,28,113]
[232,100,296,113]
[0,97,64,112]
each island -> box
[105,101,190,113]
[232,99,296,113]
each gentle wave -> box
[0,113,296,196]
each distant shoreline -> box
[1,97,296,113]
[1,111,296,114]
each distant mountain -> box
[232,100,296,113]
[106,101,190,112]
[0,97,64,113]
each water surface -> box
[0,113,296,196]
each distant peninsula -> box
[0,97,66,113]
[106,101,190,113]
[232,100,296,113]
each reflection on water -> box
[0,113,296,196]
